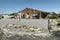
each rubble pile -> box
[0,24,59,40]
[49,19,57,31]
[1,24,48,33]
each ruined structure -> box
[18,8,50,19]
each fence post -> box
[48,19,51,33]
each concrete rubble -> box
[0,24,60,40]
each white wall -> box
[0,19,48,29]
[2,15,13,19]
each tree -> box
[58,14,60,18]
[51,12,57,19]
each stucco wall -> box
[0,19,48,29]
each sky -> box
[0,0,60,14]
